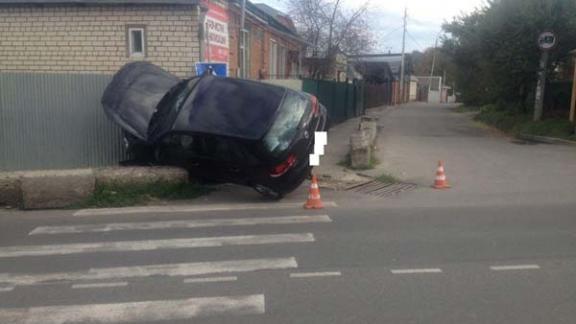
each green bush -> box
[475,104,575,139]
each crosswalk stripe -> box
[0,233,315,258]
[183,276,237,284]
[0,257,297,287]
[30,215,332,235]
[74,202,338,216]
[289,271,341,278]
[0,286,14,292]
[71,282,128,289]
[0,294,265,323]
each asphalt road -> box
[1,104,575,323]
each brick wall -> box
[0,4,201,77]
[228,8,302,79]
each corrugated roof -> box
[0,0,198,5]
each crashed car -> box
[102,62,327,199]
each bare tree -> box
[287,0,374,79]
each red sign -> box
[204,2,229,63]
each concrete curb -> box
[517,134,576,146]
[0,166,189,210]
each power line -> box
[381,26,404,40]
[406,31,425,51]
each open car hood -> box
[101,62,180,141]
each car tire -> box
[253,185,285,200]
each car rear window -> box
[177,78,286,140]
[263,90,311,157]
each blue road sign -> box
[195,63,228,77]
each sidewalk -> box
[314,105,392,189]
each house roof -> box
[0,0,198,4]
[240,1,302,41]
[350,53,411,77]
[253,3,296,33]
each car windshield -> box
[263,90,310,157]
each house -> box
[0,0,305,79]
[350,53,414,104]
[226,1,306,79]
[302,52,351,81]
[0,0,205,77]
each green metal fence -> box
[302,79,365,125]
[0,72,127,172]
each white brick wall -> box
[0,4,201,77]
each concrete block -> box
[95,166,189,187]
[359,115,378,146]
[350,131,372,169]
[0,173,22,208]
[21,169,95,209]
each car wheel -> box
[253,185,284,200]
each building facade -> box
[226,1,305,79]
[0,0,203,77]
[0,0,304,79]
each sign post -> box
[570,50,576,126]
[533,31,557,121]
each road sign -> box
[538,32,557,51]
[195,63,228,77]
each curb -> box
[516,134,576,146]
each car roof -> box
[169,76,288,140]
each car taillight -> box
[311,95,319,117]
[270,154,297,178]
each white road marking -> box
[390,268,443,274]
[0,233,314,258]
[73,202,338,216]
[72,282,128,289]
[0,294,265,323]
[183,276,238,284]
[0,286,14,292]
[289,271,341,278]
[490,264,541,271]
[30,215,332,235]
[0,257,297,286]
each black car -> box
[102,62,327,199]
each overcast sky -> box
[255,0,487,53]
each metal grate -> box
[345,180,417,197]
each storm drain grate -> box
[345,180,417,197]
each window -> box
[263,90,310,156]
[278,46,287,78]
[269,40,278,79]
[239,28,250,78]
[128,27,145,57]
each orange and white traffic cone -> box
[304,175,324,209]
[432,161,451,189]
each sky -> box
[255,0,487,53]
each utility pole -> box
[570,50,576,125]
[534,32,557,121]
[239,0,247,78]
[399,7,407,104]
[430,36,438,78]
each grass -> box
[474,105,575,140]
[376,173,399,183]
[453,105,481,113]
[74,181,213,209]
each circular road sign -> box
[538,32,557,51]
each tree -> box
[442,0,576,114]
[286,0,374,78]
[411,48,457,86]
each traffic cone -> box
[304,175,324,209]
[432,161,451,189]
